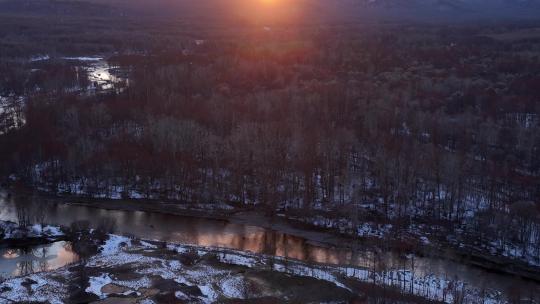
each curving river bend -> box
[0,189,538,298]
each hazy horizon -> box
[2,0,540,25]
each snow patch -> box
[62,56,103,61]
[30,55,50,62]
[199,284,218,303]
[86,273,113,298]
[100,234,131,255]
[220,276,245,298]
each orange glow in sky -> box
[259,0,278,5]
[229,0,307,25]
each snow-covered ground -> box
[0,220,64,240]
[0,273,66,304]
[22,159,540,270]
[61,56,103,61]
[0,234,355,303]
[0,233,531,303]
[28,167,235,211]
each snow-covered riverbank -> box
[0,232,530,304]
[0,220,64,241]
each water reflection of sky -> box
[87,61,118,90]
[61,57,128,92]
[0,189,538,294]
[0,241,79,277]
[0,190,355,267]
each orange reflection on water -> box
[48,242,78,270]
[2,242,79,277]
[3,249,19,259]
[190,224,349,266]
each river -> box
[0,189,538,298]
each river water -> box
[0,241,77,278]
[0,189,538,298]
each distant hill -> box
[106,0,540,23]
[1,0,539,23]
[0,0,122,16]
[349,0,540,21]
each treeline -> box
[1,24,540,266]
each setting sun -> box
[228,0,308,25]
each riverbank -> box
[1,192,540,302]
[0,220,65,247]
[0,233,505,304]
[6,187,540,284]
[51,193,540,280]
[17,189,354,250]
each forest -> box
[0,1,540,302]
[2,22,540,265]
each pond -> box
[0,241,78,278]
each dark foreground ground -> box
[0,231,442,304]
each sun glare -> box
[230,0,306,25]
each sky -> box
[2,0,540,24]
[122,0,540,23]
